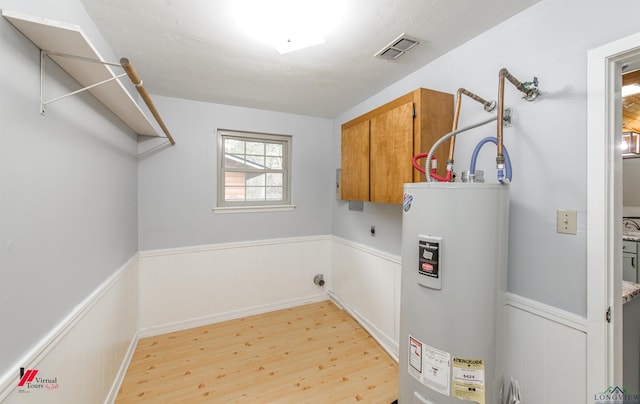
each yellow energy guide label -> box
[451,357,485,404]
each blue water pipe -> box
[469,137,512,183]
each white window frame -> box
[214,129,294,214]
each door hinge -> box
[606,306,612,323]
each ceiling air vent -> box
[375,33,420,60]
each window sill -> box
[212,204,296,214]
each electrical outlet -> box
[557,210,577,235]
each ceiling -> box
[80,0,541,118]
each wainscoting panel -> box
[504,293,587,404]
[0,255,139,404]
[330,237,401,360]
[0,235,589,403]
[327,237,587,403]
[137,236,332,337]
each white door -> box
[587,32,640,397]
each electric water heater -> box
[399,182,509,404]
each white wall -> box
[137,236,331,336]
[330,237,401,360]
[332,0,640,317]
[0,0,138,390]
[137,95,334,250]
[504,295,587,403]
[624,158,640,210]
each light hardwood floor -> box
[116,301,399,403]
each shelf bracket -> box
[4,10,172,142]
[38,50,175,145]
[40,49,176,145]
[40,50,127,114]
[40,50,127,115]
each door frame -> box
[587,31,640,397]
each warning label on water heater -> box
[409,336,423,374]
[408,335,451,396]
[452,357,486,404]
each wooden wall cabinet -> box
[340,88,453,204]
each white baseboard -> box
[104,331,139,404]
[328,290,399,363]
[139,293,329,338]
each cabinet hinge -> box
[413,106,416,118]
[606,306,612,323]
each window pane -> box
[246,142,264,155]
[246,173,265,186]
[225,171,245,186]
[246,155,265,167]
[225,139,244,154]
[266,173,283,186]
[246,187,265,201]
[218,130,290,207]
[266,143,283,156]
[265,157,282,169]
[225,186,245,201]
[266,187,283,200]
[226,154,252,168]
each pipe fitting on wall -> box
[484,100,497,112]
[313,274,325,286]
[521,77,540,101]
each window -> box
[217,130,292,211]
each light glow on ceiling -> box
[232,0,345,54]
[622,83,640,98]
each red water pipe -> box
[413,87,495,182]
[412,154,452,182]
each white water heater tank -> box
[399,182,509,404]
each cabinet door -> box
[414,88,455,182]
[340,119,370,201]
[370,101,414,204]
[624,253,638,283]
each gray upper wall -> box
[0,0,138,381]
[137,95,334,251]
[332,0,640,316]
